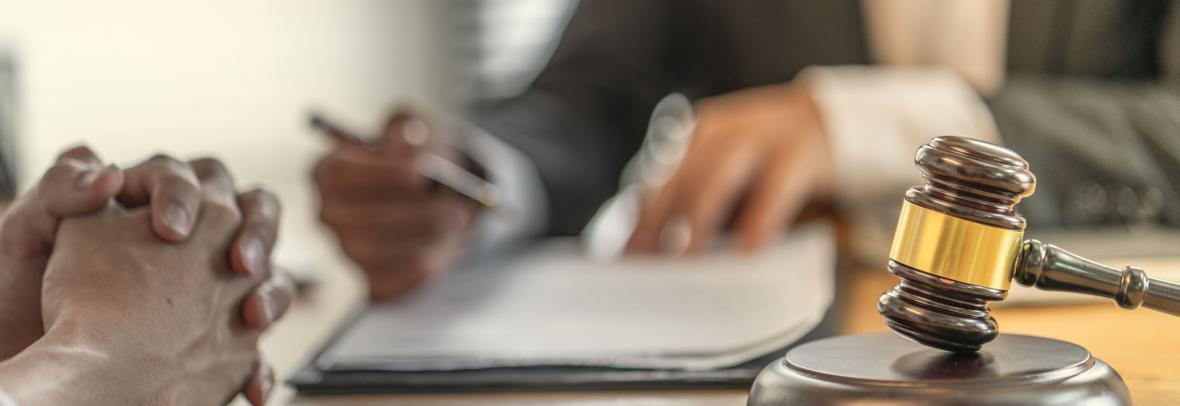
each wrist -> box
[0,319,153,405]
[0,331,110,405]
[790,83,836,200]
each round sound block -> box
[748,333,1129,405]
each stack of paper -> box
[318,223,835,372]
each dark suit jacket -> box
[472,0,1180,236]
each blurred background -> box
[1,0,1178,302]
[0,0,574,271]
[3,2,1180,404]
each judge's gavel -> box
[878,136,1180,353]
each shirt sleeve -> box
[458,122,549,253]
[798,65,1001,205]
[798,65,1002,263]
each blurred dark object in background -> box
[447,0,576,102]
[0,51,17,201]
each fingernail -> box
[162,203,192,237]
[74,169,100,189]
[260,293,277,325]
[403,119,429,146]
[658,218,692,257]
[240,237,266,276]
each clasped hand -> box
[0,147,293,405]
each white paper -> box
[321,222,835,372]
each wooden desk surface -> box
[264,257,1180,406]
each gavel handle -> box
[1015,239,1180,316]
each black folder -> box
[289,306,838,395]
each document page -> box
[320,222,835,372]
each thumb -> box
[376,109,430,157]
[0,147,123,259]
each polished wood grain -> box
[844,264,1180,406]
[263,256,1180,405]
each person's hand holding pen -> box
[313,110,481,300]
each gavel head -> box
[878,136,1036,352]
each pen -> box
[308,112,503,209]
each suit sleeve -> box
[989,2,1180,228]
[468,0,673,236]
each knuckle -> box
[420,217,448,242]
[391,165,420,185]
[318,204,343,227]
[37,161,96,196]
[190,157,227,171]
[311,156,332,182]
[57,145,97,161]
[205,199,243,225]
[313,154,359,187]
[31,166,76,201]
[190,157,231,178]
[341,238,381,264]
[42,162,83,182]
[318,207,335,226]
[144,154,198,180]
[147,153,183,166]
[156,171,201,191]
[366,256,429,283]
[242,187,282,219]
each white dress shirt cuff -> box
[799,65,1001,205]
[458,121,549,250]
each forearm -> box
[0,321,146,405]
[0,342,103,405]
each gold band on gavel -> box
[888,200,1023,290]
